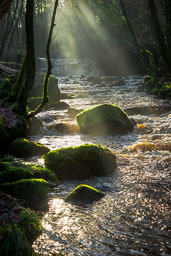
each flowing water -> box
[32,64,171,256]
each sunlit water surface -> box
[32,74,171,255]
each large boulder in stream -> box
[43,144,117,179]
[65,184,104,204]
[76,104,134,135]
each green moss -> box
[0,193,41,256]
[43,144,117,179]
[9,138,50,157]
[0,115,8,155]
[65,184,104,204]
[0,161,58,184]
[0,178,49,208]
[76,104,134,135]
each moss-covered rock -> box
[0,161,58,184]
[9,138,50,157]
[0,115,8,155]
[43,144,117,179]
[65,184,104,204]
[76,104,134,135]
[0,78,12,99]
[0,193,41,256]
[30,74,60,101]
[0,178,49,208]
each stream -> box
[31,63,171,256]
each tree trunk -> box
[119,0,146,70]
[27,0,59,119]
[165,0,171,55]
[12,0,36,115]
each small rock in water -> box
[65,184,104,204]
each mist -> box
[52,0,143,75]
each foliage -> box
[0,193,41,256]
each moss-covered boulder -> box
[9,138,50,157]
[65,184,104,204]
[76,104,134,135]
[0,193,41,256]
[0,161,58,184]
[0,178,49,208]
[0,115,8,155]
[43,144,117,179]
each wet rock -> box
[68,107,83,118]
[80,75,86,79]
[9,138,50,157]
[60,92,75,99]
[65,184,104,204]
[87,76,102,84]
[52,123,69,134]
[43,144,117,179]
[124,106,171,116]
[112,79,125,86]
[102,77,114,83]
[76,104,134,135]
[44,101,69,110]
[26,116,43,136]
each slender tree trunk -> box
[11,0,36,115]
[0,0,19,57]
[165,0,171,55]
[119,0,146,70]
[27,0,59,119]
